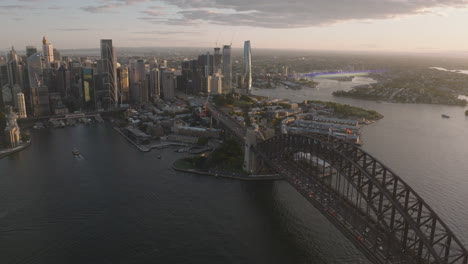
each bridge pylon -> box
[243,128,257,174]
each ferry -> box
[72,148,80,155]
[441,114,450,119]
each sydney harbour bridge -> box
[209,103,468,264]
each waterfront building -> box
[42,36,54,68]
[222,45,232,93]
[4,110,21,148]
[26,46,37,58]
[243,40,252,94]
[99,39,118,108]
[17,93,27,118]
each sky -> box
[1,0,468,53]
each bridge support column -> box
[243,128,257,174]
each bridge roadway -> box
[206,103,246,140]
[266,154,405,263]
[255,134,468,264]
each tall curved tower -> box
[100,39,118,108]
[243,40,252,94]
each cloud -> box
[81,4,121,13]
[141,8,165,16]
[133,30,199,35]
[81,0,152,13]
[48,5,64,10]
[0,5,27,9]
[56,28,89,31]
[155,0,468,28]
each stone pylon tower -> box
[243,128,257,174]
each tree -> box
[22,132,31,142]
[197,137,209,146]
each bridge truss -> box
[255,134,467,264]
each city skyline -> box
[2,0,468,53]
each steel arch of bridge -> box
[255,134,467,264]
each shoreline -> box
[333,94,467,107]
[113,127,190,152]
[172,163,283,181]
[0,141,31,159]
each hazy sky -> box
[1,0,468,53]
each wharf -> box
[0,141,31,159]
[173,163,283,181]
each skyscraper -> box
[161,70,175,100]
[26,46,37,58]
[28,52,50,116]
[17,92,27,118]
[243,40,252,93]
[150,68,160,102]
[117,66,129,103]
[82,68,95,109]
[53,48,62,62]
[211,71,223,95]
[42,36,54,68]
[7,46,22,88]
[213,47,222,74]
[130,59,148,104]
[99,39,118,108]
[222,45,232,93]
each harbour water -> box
[1,77,467,263]
[0,124,369,263]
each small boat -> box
[157,155,162,159]
[441,114,450,118]
[72,148,80,155]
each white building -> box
[17,93,27,118]
[211,71,223,95]
[42,36,54,68]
